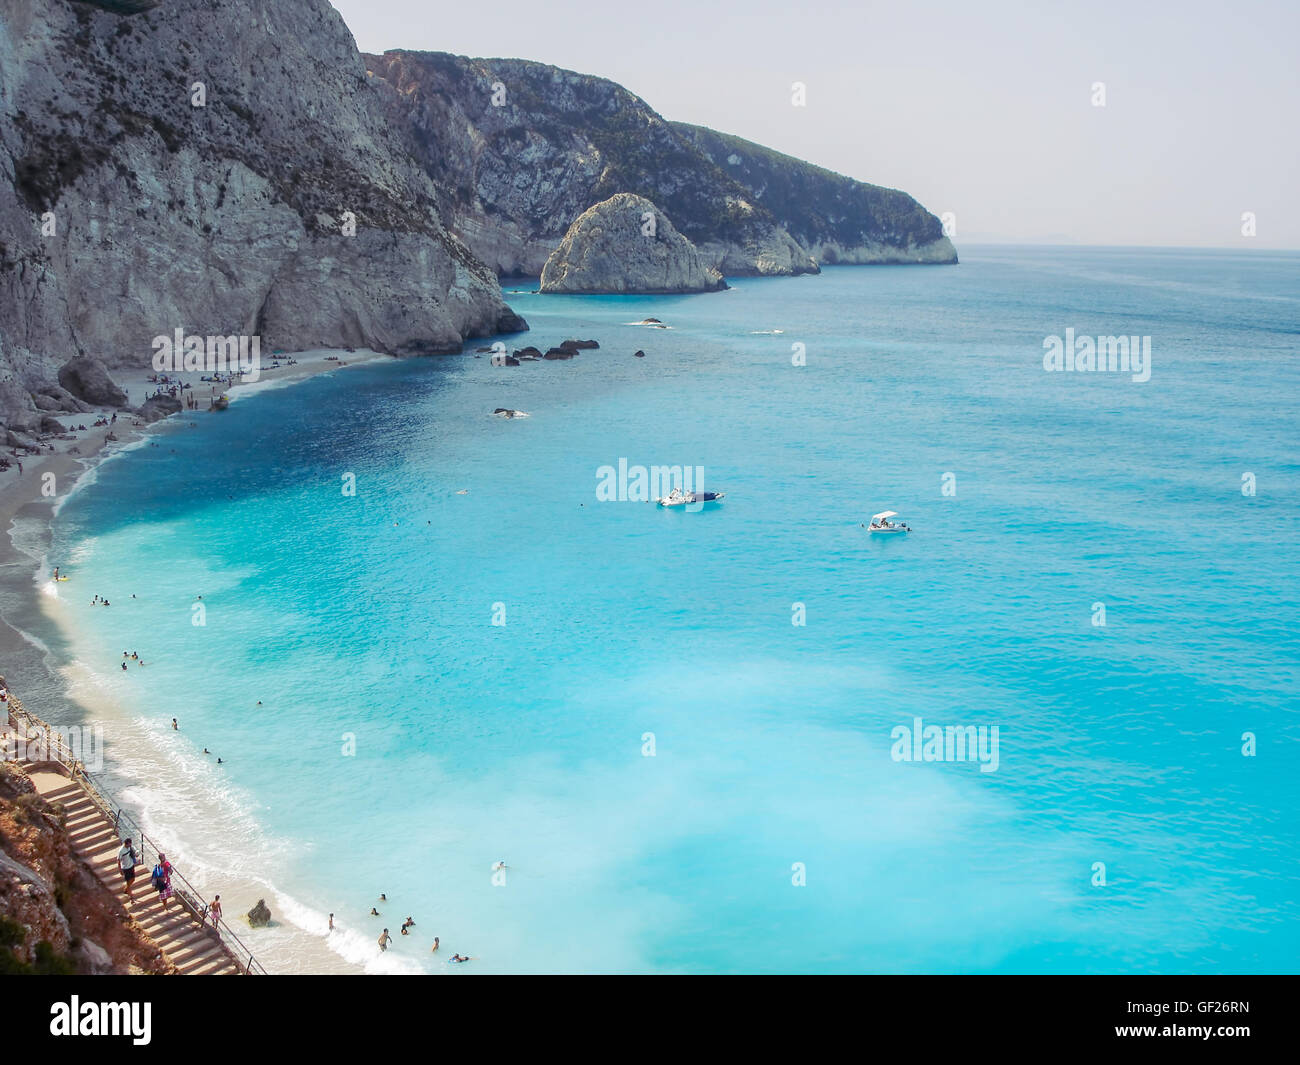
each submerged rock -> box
[540,194,727,295]
[542,347,576,360]
[247,899,272,928]
[560,339,600,350]
[633,350,646,357]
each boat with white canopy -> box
[867,510,910,534]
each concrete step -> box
[138,911,199,941]
[64,808,102,830]
[170,935,222,967]
[185,950,239,976]
[69,824,116,849]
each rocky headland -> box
[1,1,956,434]
[362,50,956,279]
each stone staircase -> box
[30,772,241,975]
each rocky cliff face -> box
[362,51,820,279]
[540,194,726,295]
[0,0,526,432]
[671,123,958,265]
[362,50,955,279]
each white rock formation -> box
[540,194,726,295]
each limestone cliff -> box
[362,51,820,279]
[0,0,527,432]
[540,194,726,295]
[671,123,957,265]
[362,50,955,278]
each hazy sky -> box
[331,0,1300,248]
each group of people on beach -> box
[359,891,473,963]
[145,375,191,396]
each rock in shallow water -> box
[247,898,272,928]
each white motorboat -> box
[657,488,726,507]
[867,510,910,534]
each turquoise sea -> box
[45,246,1300,973]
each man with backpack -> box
[118,837,138,902]
[151,853,173,910]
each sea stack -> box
[540,194,728,295]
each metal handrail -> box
[4,695,268,974]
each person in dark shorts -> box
[118,837,138,900]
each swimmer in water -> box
[492,860,507,872]
[430,937,439,953]
[171,718,178,730]
[370,908,380,916]
[203,748,210,755]
[379,893,387,901]
[450,953,471,963]
[216,758,223,765]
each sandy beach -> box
[1,347,392,974]
[2,346,389,653]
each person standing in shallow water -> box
[378,929,391,952]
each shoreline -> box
[0,348,394,974]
